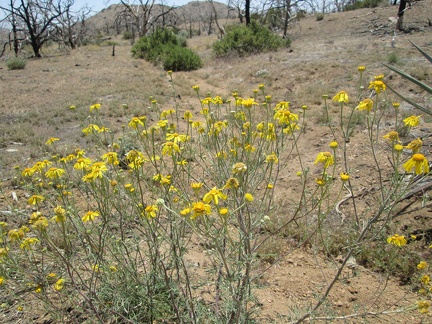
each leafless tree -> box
[0,0,78,57]
[115,0,175,39]
[228,0,245,23]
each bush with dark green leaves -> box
[6,57,27,70]
[213,21,290,57]
[131,28,202,71]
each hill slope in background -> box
[1,1,432,322]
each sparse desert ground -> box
[1,2,432,322]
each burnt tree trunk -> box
[396,0,407,31]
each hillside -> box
[1,1,432,322]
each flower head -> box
[143,205,158,218]
[82,211,100,223]
[244,193,254,202]
[383,131,400,143]
[314,152,334,168]
[386,234,407,247]
[232,162,247,174]
[191,202,211,219]
[403,115,421,127]
[340,172,350,182]
[329,141,338,149]
[89,103,101,112]
[332,91,349,103]
[405,138,422,153]
[356,98,373,111]
[203,187,227,205]
[417,261,428,270]
[403,154,429,175]
[368,80,386,93]
[45,137,59,145]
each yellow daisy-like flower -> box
[28,195,44,205]
[128,117,145,129]
[203,187,227,206]
[421,275,430,285]
[184,110,193,120]
[403,115,421,127]
[265,153,279,164]
[162,141,180,156]
[392,102,400,109]
[74,157,92,170]
[394,144,404,152]
[82,211,100,222]
[53,206,66,223]
[417,300,430,314]
[314,152,334,168]
[191,182,203,192]
[166,132,188,144]
[244,193,254,202]
[224,177,239,189]
[329,141,338,149]
[232,162,247,174]
[191,202,211,219]
[405,138,422,153]
[368,80,386,94]
[356,98,373,111]
[340,172,350,182]
[242,98,258,109]
[89,103,101,112]
[383,131,400,143]
[357,66,366,72]
[403,154,429,175]
[417,261,428,270]
[0,277,5,285]
[332,91,349,103]
[20,237,39,250]
[143,205,158,219]
[219,208,229,216]
[21,167,35,177]
[45,167,65,179]
[192,85,200,92]
[386,234,407,247]
[101,152,119,165]
[45,137,59,145]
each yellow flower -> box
[421,275,430,285]
[53,278,65,291]
[386,234,407,247]
[332,91,349,103]
[316,177,326,186]
[192,85,200,92]
[128,117,145,129]
[20,237,39,250]
[383,131,400,143]
[45,167,65,179]
[356,98,373,111]
[191,202,211,219]
[267,183,274,189]
[329,141,338,149]
[0,247,9,259]
[82,211,100,222]
[340,172,350,182]
[143,205,158,218]
[394,144,404,152]
[28,195,44,205]
[53,206,66,223]
[417,300,430,314]
[368,80,386,93]
[21,167,35,177]
[274,109,299,125]
[358,66,366,72]
[405,138,422,153]
[224,177,239,189]
[69,105,76,110]
[232,162,247,174]
[203,187,227,205]
[89,103,101,112]
[166,132,188,144]
[219,208,229,216]
[101,152,119,165]
[32,217,49,231]
[45,137,59,145]
[92,264,100,272]
[403,115,421,127]
[162,141,180,156]
[265,153,278,164]
[392,102,400,108]
[109,265,118,272]
[74,157,92,170]
[242,98,258,109]
[184,110,193,120]
[403,154,429,175]
[0,276,4,285]
[244,193,254,202]
[417,261,428,270]
[314,152,334,168]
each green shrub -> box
[131,28,201,71]
[213,21,290,57]
[161,45,202,71]
[316,13,325,21]
[122,30,133,40]
[6,57,27,70]
[345,0,381,11]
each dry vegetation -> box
[1,1,432,322]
